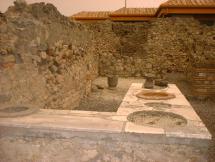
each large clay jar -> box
[107,75,118,89]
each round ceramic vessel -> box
[127,110,187,128]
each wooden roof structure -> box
[72,11,110,21]
[109,7,158,21]
[157,0,215,17]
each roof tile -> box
[72,11,110,20]
[110,7,158,16]
[161,0,215,7]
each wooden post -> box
[125,0,127,8]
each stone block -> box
[0,55,16,63]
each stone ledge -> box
[0,83,212,149]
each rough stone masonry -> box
[0,1,98,109]
[0,0,214,109]
[85,18,215,78]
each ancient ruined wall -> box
[83,22,121,76]
[186,22,215,97]
[0,1,214,109]
[0,1,98,109]
[84,17,215,78]
[147,17,215,77]
[85,21,151,77]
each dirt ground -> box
[74,77,143,112]
[75,75,215,161]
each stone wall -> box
[0,1,98,109]
[0,1,215,109]
[84,17,215,78]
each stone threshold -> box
[0,109,211,148]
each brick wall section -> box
[189,65,215,97]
